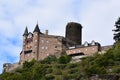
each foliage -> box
[58,54,71,64]
[113,17,120,42]
[32,64,46,80]
[113,43,120,61]
[39,55,57,64]
[85,66,106,77]
[112,66,120,73]
[23,59,36,69]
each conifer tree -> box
[113,17,120,42]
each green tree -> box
[39,55,57,64]
[0,72,11,80]
[85,65,106,77]
[32,64,46,80]
[113,17,120,42]
[58,55,71,64]
[113,42,120,61]
[23,59,36,69]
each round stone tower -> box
[65,22,82,45]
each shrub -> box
[66,63,78,69]
[55,64,66,69]
[85,65,106,77]
[33,64,46,80]
[23,59,36,69]
[112,66,120,73]
[45,74,55,80]
[46,68,53,74]
[39,55,57,64]
[58,55,71,64]
[53,68,62,75]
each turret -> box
[33,24,40,33]
[20,27,29,64]
[23,27,28,50]
[23,27,28,36]
[65,22,82,45]
[33,24,40,60]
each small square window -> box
[45,46,48,49]
[41,46,44,49]
[55,45,57,48]
[47,53,49,56]
[46,41,49,43]
[41,40,44,43]
[35,40,37,42]
[28,54,30,57]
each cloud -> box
[79,0,120,45]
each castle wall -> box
[20,33,64,63]
[38,35,63,60]
[3,63,21,72]
[20,52,24,63]
[66,45,99,56]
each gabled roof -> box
[23,27,28,36]
[33,24,40,33]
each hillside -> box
[0,43,120,80]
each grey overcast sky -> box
[0,0,120,73]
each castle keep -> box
[3,22,104,72]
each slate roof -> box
[23,27,28,36]
[33,24,40,33]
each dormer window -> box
[91,40,95,45]
[84,41,88,46]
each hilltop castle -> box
[3,22,111,72]
[20,22,84,64]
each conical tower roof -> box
[23,27,28,36]
[33,24,40,33]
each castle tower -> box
[20,27,29,63]
[65,22,82,45]
[32,24,40,60]
[23,27,28,50]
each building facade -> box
[3,22,106,72]
[20,24,67,64]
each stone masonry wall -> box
[66,46,99,56]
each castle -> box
[3,22,111,72]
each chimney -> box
[45,30,48,35]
